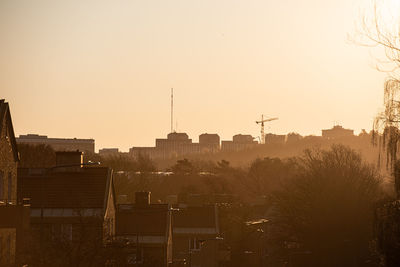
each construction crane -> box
[256,115,278,144]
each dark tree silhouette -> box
[171,158,196,175]
[270,145,382,266]
[245,157,296,196]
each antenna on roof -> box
[171,88,174,133]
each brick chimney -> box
[55,151,83,169]
[135,191,151,206]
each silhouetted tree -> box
[286,132,303,144]
[243,157,297,198]
[357,4,400,265]
[171,158,196,175]
[270,145,382,266]
[358,0,400,172]
[214,160,232,174]
[100,154,136,172]
[136,153,156,172]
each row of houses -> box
[0,99,226,266]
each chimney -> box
[135,191,151,206]
[55,151,83,171]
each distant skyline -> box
[0,0,389,151]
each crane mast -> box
[256,115,278,144]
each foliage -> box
[95,153,156,173]
[359,0,400,173]
[244,157,297,197]
[171,158,196,175]
[375,199,400,267]
[269,145,382,266]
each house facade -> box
[115,192,173,267]
[173,204,221,267]
[0,99,30,267]
[18,151,116,266]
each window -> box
[189,237,201,251]
[7,173,12,203]
[61,224,73,241]
[51,224,61,241]
[127,249,143,264]
[0,171,3,201]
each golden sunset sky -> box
[0,0,391,151]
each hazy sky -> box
[0,0,390,151]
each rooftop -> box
[116,204,170,236]
[18,167,113,209]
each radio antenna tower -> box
[171,88,174,133]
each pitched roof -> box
[18,167,113,211]
[0,99,19,162]
[173,205,217,229]
[116,204,170,236]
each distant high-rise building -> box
[322,125,354,139]
[16,134,95,153]
[264,133,286,144]
[199,133,220,144]
[232,134,254,143]
[199,133,220,153]
[221,134,257,152]
[130,132,221,160]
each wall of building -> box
[17,134,95,153]
[321,126,354,139]
[0,116,17,203]
[0,228,16,266]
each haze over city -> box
[5,0,400,267]
[0,0,388,151]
